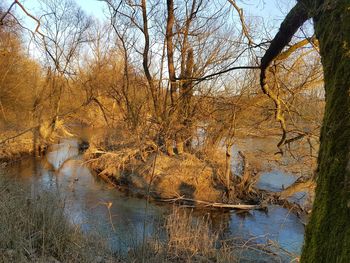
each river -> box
[1,138,305,262]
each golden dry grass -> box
[85,144,227,203]
[125,207,238,263]
[0,177,117,263]
[0,131,34,163]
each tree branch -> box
[227,0,254,46]
[260,0,310,154]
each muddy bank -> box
[83,142,314,216]
[84,149,228,203]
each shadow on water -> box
[1,138,305,261]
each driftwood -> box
[278,178,315,199]
[160,196,264,211]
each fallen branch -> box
[278,179,315,199]
[0,126,38,145]
[160,196,264,210]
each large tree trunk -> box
[260,0,350,260]
[301,1,350,261]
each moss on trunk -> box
[301,1,350,262]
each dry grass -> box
[0,177,118,263]
[86,147,226,202]
[0,175,293,263]
[83,126,231,203]
[0,131,34,164]
[124,207,295,263]
[125,207,237,263]
[165,207,220,260]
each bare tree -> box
[31,0,91,142]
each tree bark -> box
[141,0,159,118]
[301,1,350,261]
[177,48,195,153]
[165,0,176,156]
[166,0,176,107]
[225,143,233,198]
[260,0,350,261]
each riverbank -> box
[82,134,270,208]
[1,139,305,262]
[85,149,228,202]
[0,175,293,262]
[0,120,78,166]
[0,130,35,166]
[0,177,117,263]
[82,132,314,215]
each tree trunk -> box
[225,144,233,198]
[301,1,350,261]
[141,0,160,118]
[177,48,195,153]
[166,0,176,107]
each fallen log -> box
[160,196,265,210]
[277,179,315,199]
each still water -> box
[1,139,305,262]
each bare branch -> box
[227,0,254,46]
[260,1,310,154]
[0,1,16,25]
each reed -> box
[0,176,116,263]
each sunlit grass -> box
[0,176,116,263]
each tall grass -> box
[0,175,294,262]
[0,177,116,263]
[126,207,237,263]
[125,206,295,262]
[165,208,219,259]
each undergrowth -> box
[0,174,295,262]
[0,176,116,263]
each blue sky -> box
[78,0,296,30]
[75,0,293,18]
[75,0,107,19]
[73,0,295,23]
[5,0,296,31]
[3,0,300,61]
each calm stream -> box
[1,138,305,262]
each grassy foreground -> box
[0,174,293,262]
[0,175,236,263]
[0,177,116,263]
[0,174,234,263]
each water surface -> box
[1,138,305,261]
